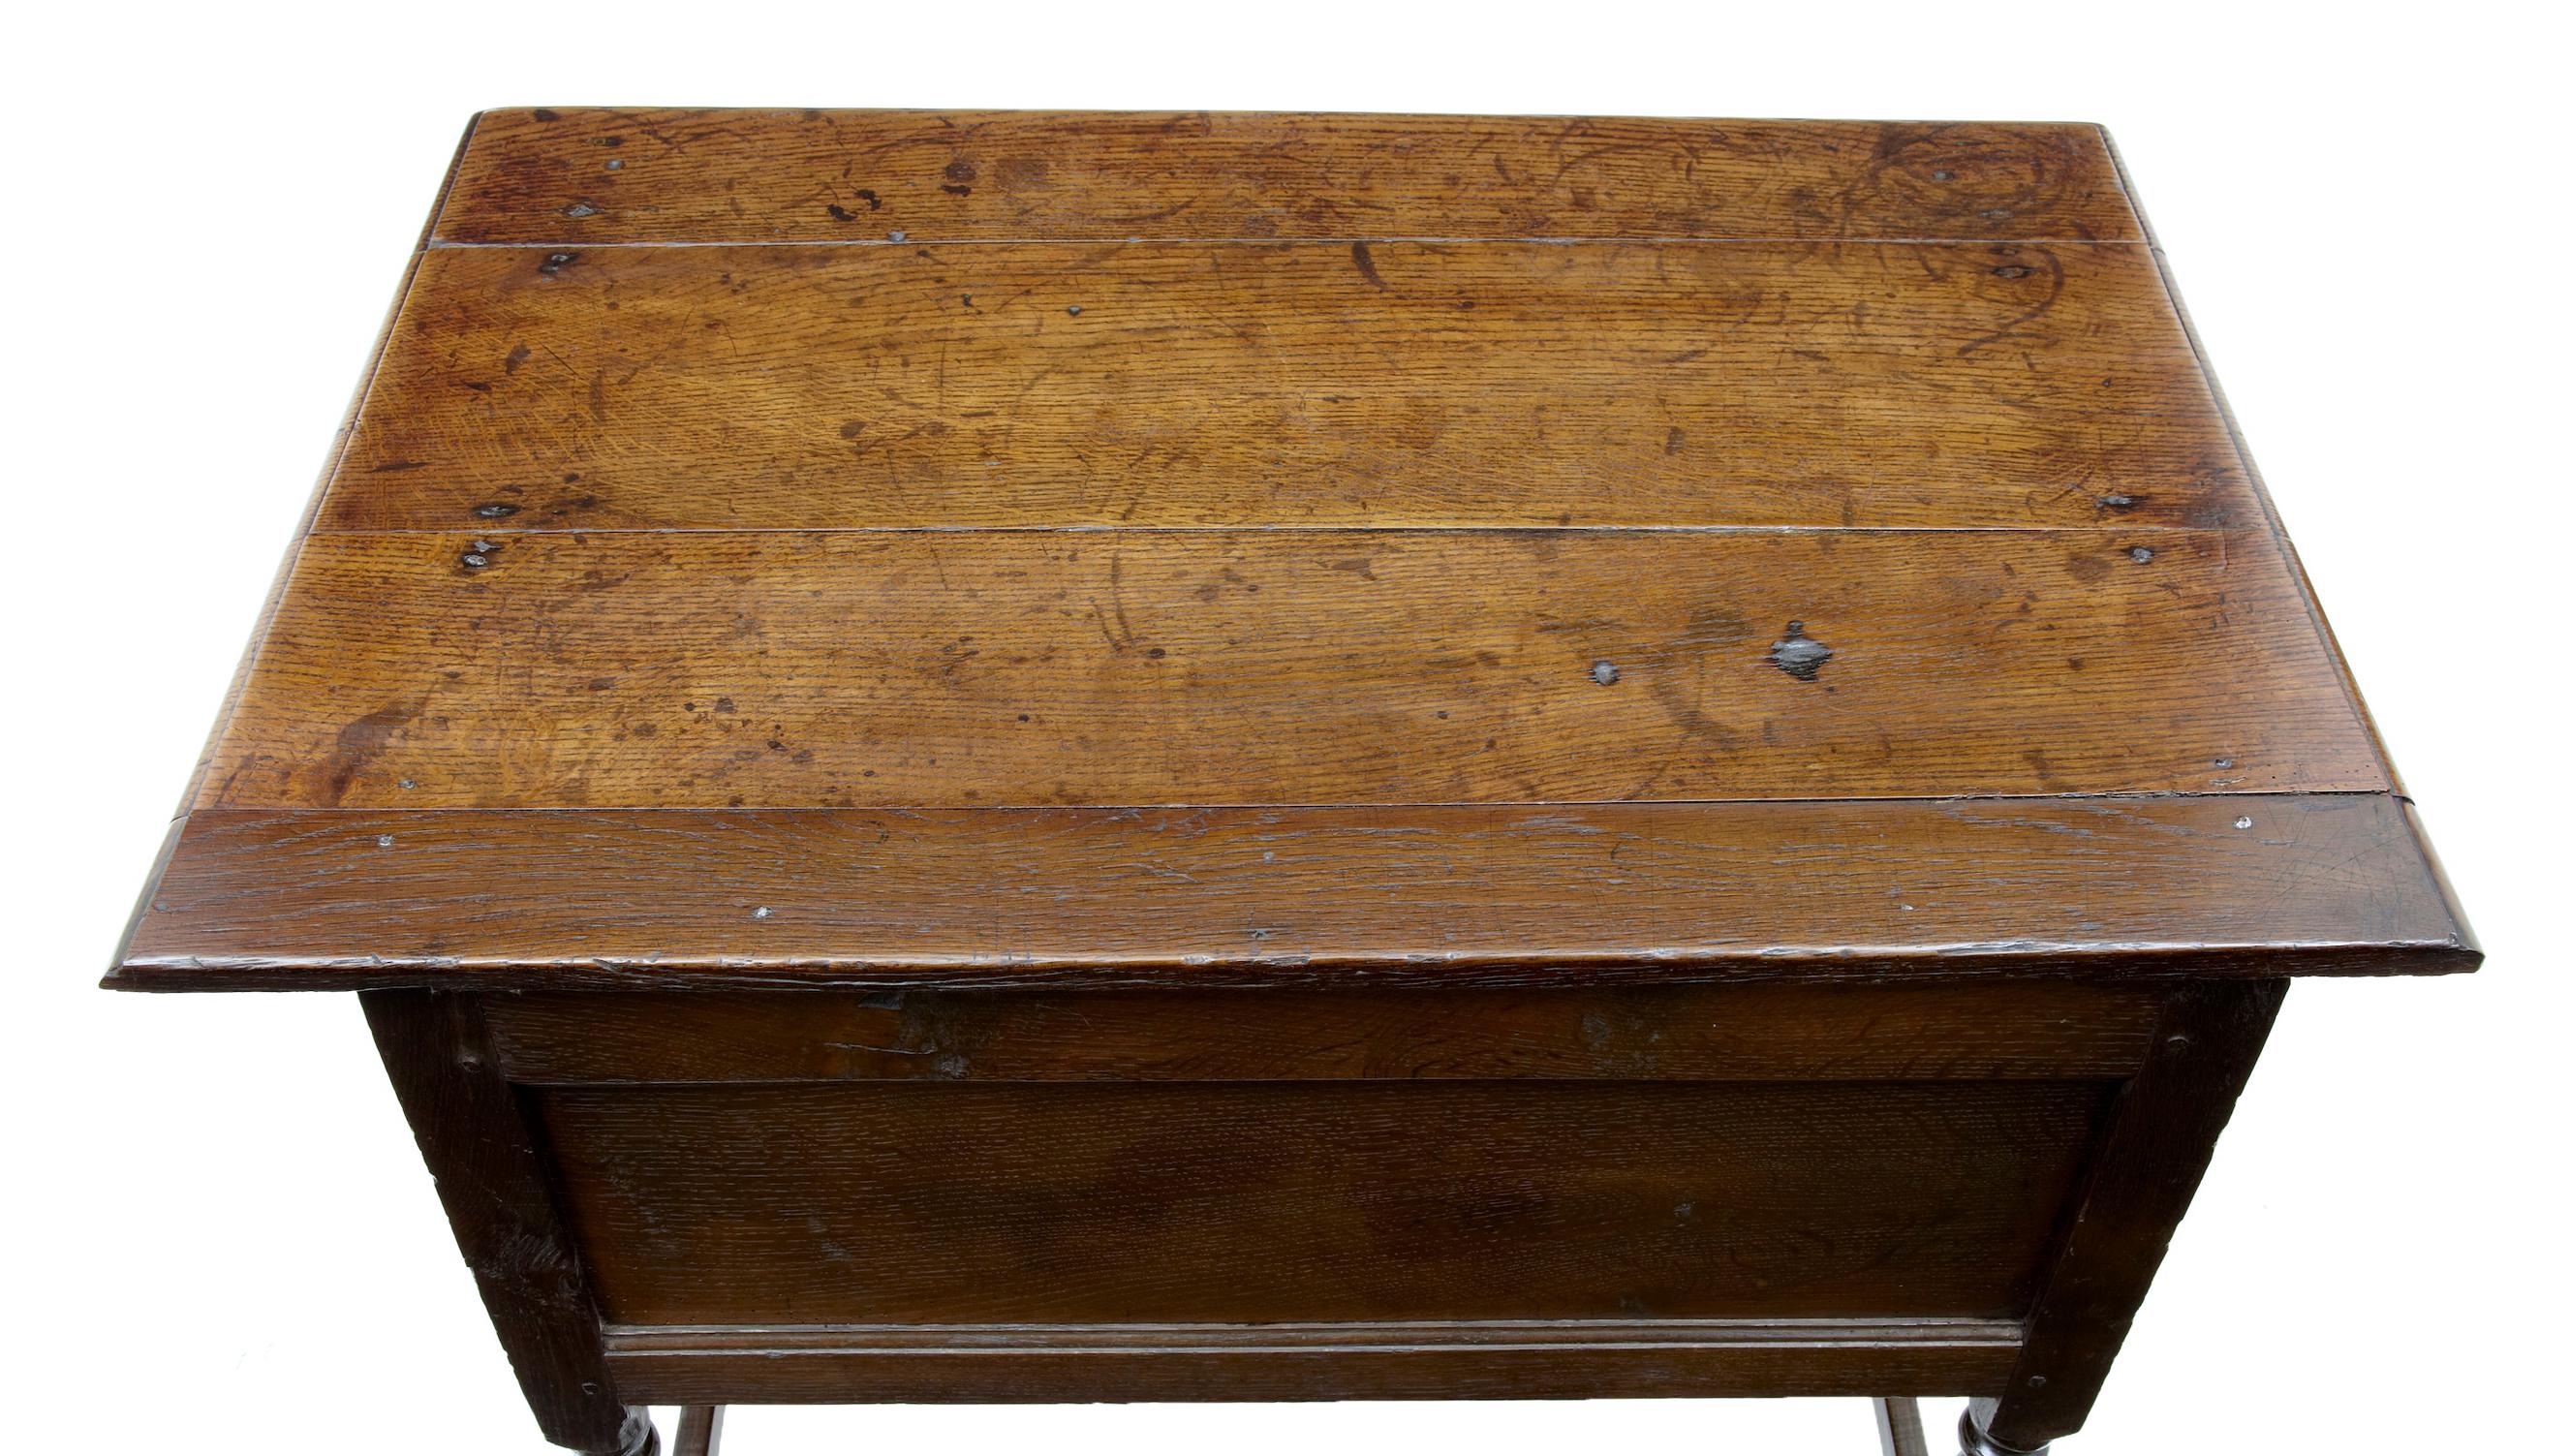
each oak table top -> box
[110,108,2471,994]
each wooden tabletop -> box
[109,109,2473,991]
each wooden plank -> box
[601,1317,2023,1405]
[190,528,2382,812]
[480,982,2164,1085]
[110,794,2476,991]
[2107,129,2409,798]
[1971,979,2288,1449]
[360,991,653,1456]
[160,116,482,823]
[437,110,2142,246]
[321,239,2243,533]
[536,1078,2111,1325]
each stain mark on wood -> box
[1349,241,1387,290]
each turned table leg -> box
[1873,1396,1929,1456]
[673,1406,726,1456]
[1960,1398,2051,1455]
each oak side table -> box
[109,109,2476,1456]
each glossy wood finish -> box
[1964,1400,2052,1456]
[112,110,2475,1456]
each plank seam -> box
[174,789,2412,816]
[298,524,2249,539]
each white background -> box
[5,3,2560,1451]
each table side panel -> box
[481,981,2163,1084]
[537,1076,2116,1327]
[437,110,2142,245]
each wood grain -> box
[672,1406,722,1456]
[436,110,2142,246]
[112,111,2477,1456]
[323,239,2243,532]
[110,108,2467,997]
[362,990,654,1455]
[480,981,2164,1085]
[537,1078,2112,1325]
[1975,979,2287,1448]
[112,795,2474,991]
[191,528,2379,812]
[602,1317,2023,1405]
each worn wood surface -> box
[361,990,654,1455]
[481,981,2164,1084]
[602,1317,2023,1405]
[329,239,2236,532]
[539,1077,2110,1325]
[193,528,2373,811]
[109,108,2470,992]
[112,113,2476,1450]
[436,110,2144,245]
[118,795,2469,990]
[1974,979,2288,1448]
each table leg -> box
[1873,1397,1929,1456]
[674,1406,726,1456]
[362,990,657,1456]
[1970,980,2282,1450]
[1960,1398,2052,1455]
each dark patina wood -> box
[361,990,654,1456]
[671,1407,723,1456]
[1876,1396,1932,1456]
[1971,979,2289,1449]
[120,795,2464,990]
[436,110,2146,245]
[108,108,2474,1455]
[476,981,2169,1085]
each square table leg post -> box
[1873,1395,1929,1456]
[361,989,658,1456]
[1966,978,2288,1454]
[673,1406,726,1456]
